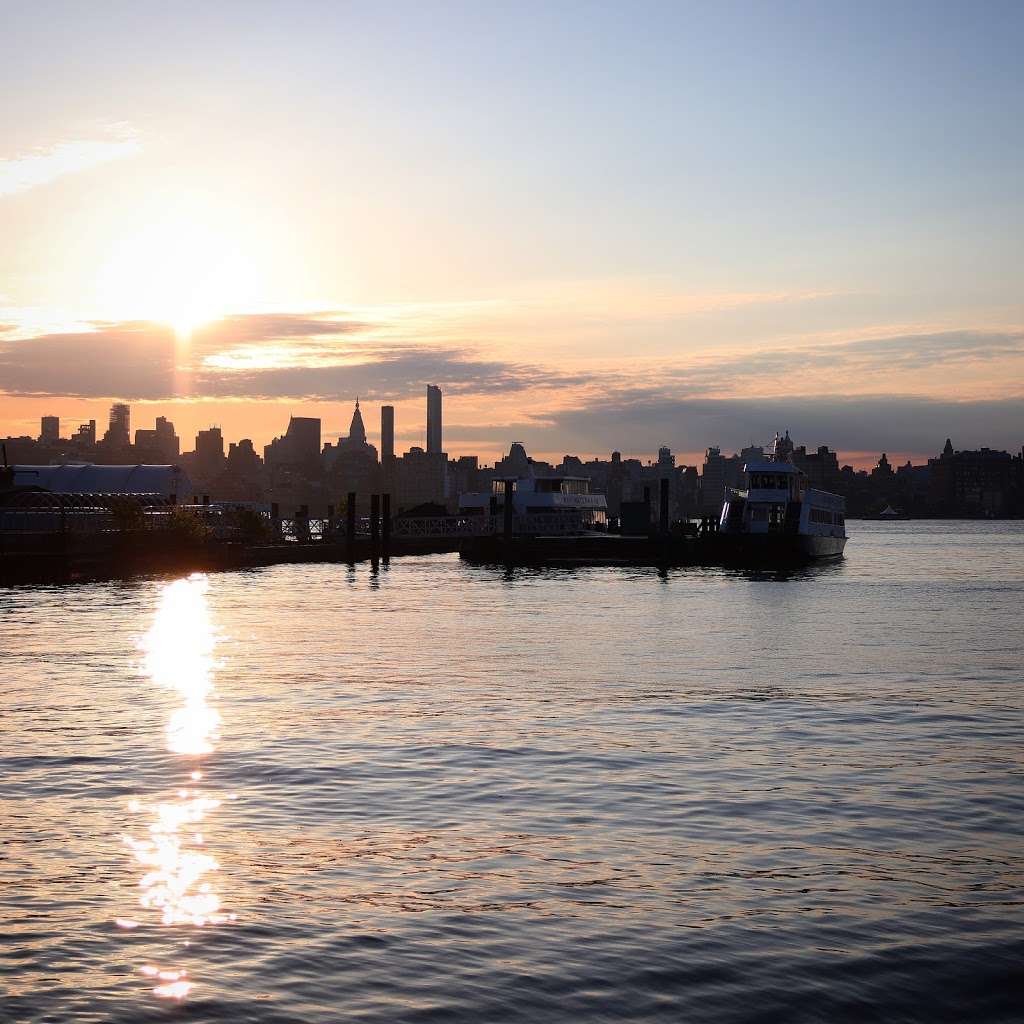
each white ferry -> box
[459,474,608,531]
[718,433,847,561]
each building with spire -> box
[338,398,376,458]
[323,399,380,502]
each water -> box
[2,521,1022,1023]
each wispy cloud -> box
[451,395,1024,460]
[612,329,1024,400]
[0,130,141,197]
[0,313,591,401]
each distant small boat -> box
[878,505,900,518]
[718,433,847,562]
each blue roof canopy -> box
[12,464,193,497]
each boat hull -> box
[714,532,846,564]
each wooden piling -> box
[370,493,380,548]
[346,492,356,555]
[503,479,514,540]
[381,493,391,557]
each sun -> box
[93,192,261,337]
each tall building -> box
[195,426,226,476]
[381,405,395,467]
[793,445,840,491]
[39,416,60,443]
[72,420,97,447]
[323,400,379,499]
[700,446,743,517]
[220,439,264,501]
[264,416,322,472]
[227,438,261,472]
[928,444,1018,515]
[426,384,442,454]
[135,416,180,461]
[396,446,448,509]
[104,403,131,446]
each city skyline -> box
[2,3,1023,465]
[11,389,1020,478]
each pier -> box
[0,490,465,585]
[0,488,819,584]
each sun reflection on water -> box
[120,574,235,1001]
[142,573,220,755]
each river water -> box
[2,521,1022,1023]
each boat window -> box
[751,506,768,521]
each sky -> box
[1,0,1022,467]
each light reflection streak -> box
[121,574,235,1001]
[141,574,220,755]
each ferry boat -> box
[459,474,608,531]
[718,433,847,562]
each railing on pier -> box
[0,494,271,542]
[1,495,590,544]
[390,515,495,538]
[391,512,586,538]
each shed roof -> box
[12,464,193,496]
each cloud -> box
[655,329,1024,397]
[0,313,588,401]
[191,312,368,346]
[0,322,179,399]
[491,393,1024,459]
[196,349,588,400]
[0,132,141,197]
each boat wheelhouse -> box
[718,434,847,561]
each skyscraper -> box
[195,426,226,475]
[426,384,442,454]
[381,405,395,466]
[105,403,130,446]
[264,416,322,472]
[134,416,180,461]
[40,416,59,443]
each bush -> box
[225,507,273,544]
[165,506,213,543]
[108,496,145,533]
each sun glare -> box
[93,193,261,338]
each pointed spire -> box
[347,397,367,444]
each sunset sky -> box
[2,1,1022,467]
